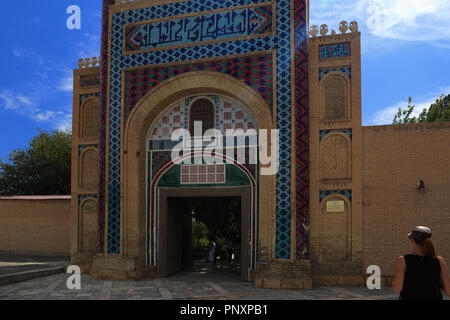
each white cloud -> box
[0,90,72,130]
[366,100,429,125]
[17,95,33,106]
[310,0,450,42]
[57,74,74,93]
[366,87,450,125]
[0,91,20,110]
[56,113,73,131]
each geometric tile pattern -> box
[272,0,293,260]
[319,68,351,81]
[319,190,352,202]
[218,96,258,131]
[151,151,173,180]
[148,95,258,139]
[319,43,351,59]
[149,100,188,139]
[123,54,274,122]
[124,3,274,53]
[294,0,310,260]
[101,0,305,257]
[180,164,226,185]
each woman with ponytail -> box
[392,226,450,300]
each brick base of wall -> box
[254,260,313,289]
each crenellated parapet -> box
[78,56,102,69]
[309,21,359,38]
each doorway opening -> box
[158,188,251,281]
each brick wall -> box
[363,123,450,276]
[0,197,71,257]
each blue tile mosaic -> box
[319,43,350,59]
[320,190,352,202]
[320,129,352,142]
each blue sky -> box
[0,0,449,160]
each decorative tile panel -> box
[180,164,226,184]
[98,0,115,254]
[294,0,310,260]
[320,129,352,141]
[148,94,259,139]
[124,3,274,53]
[319,43,351,59]
[123,53,274,122]
[320,190,352,202]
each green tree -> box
[423,94,450,122]
[0,129,72,195]
[393,94,450,124]
[393,97,420,124]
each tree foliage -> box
[189,197,241,258]
[0,129,71,195]
[393,94,450,124]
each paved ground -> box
[0,265,397,300]
[0,260,447,300]
[0,258,68,276]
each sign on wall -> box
[327,200,345,213]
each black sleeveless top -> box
[400,254,443,300]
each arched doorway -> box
[146,94,258,281]
[122,72,274,282]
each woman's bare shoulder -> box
[437,256,447,263]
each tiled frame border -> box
[293,0,310,260]
[98,0,309,260]
[98,0,115,254]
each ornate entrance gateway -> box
[71,0,364,289]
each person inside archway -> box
[392,226,450,300]
[208,238,216,265]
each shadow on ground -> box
[0,257,69,276]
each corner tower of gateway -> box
[71,0,363,288]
